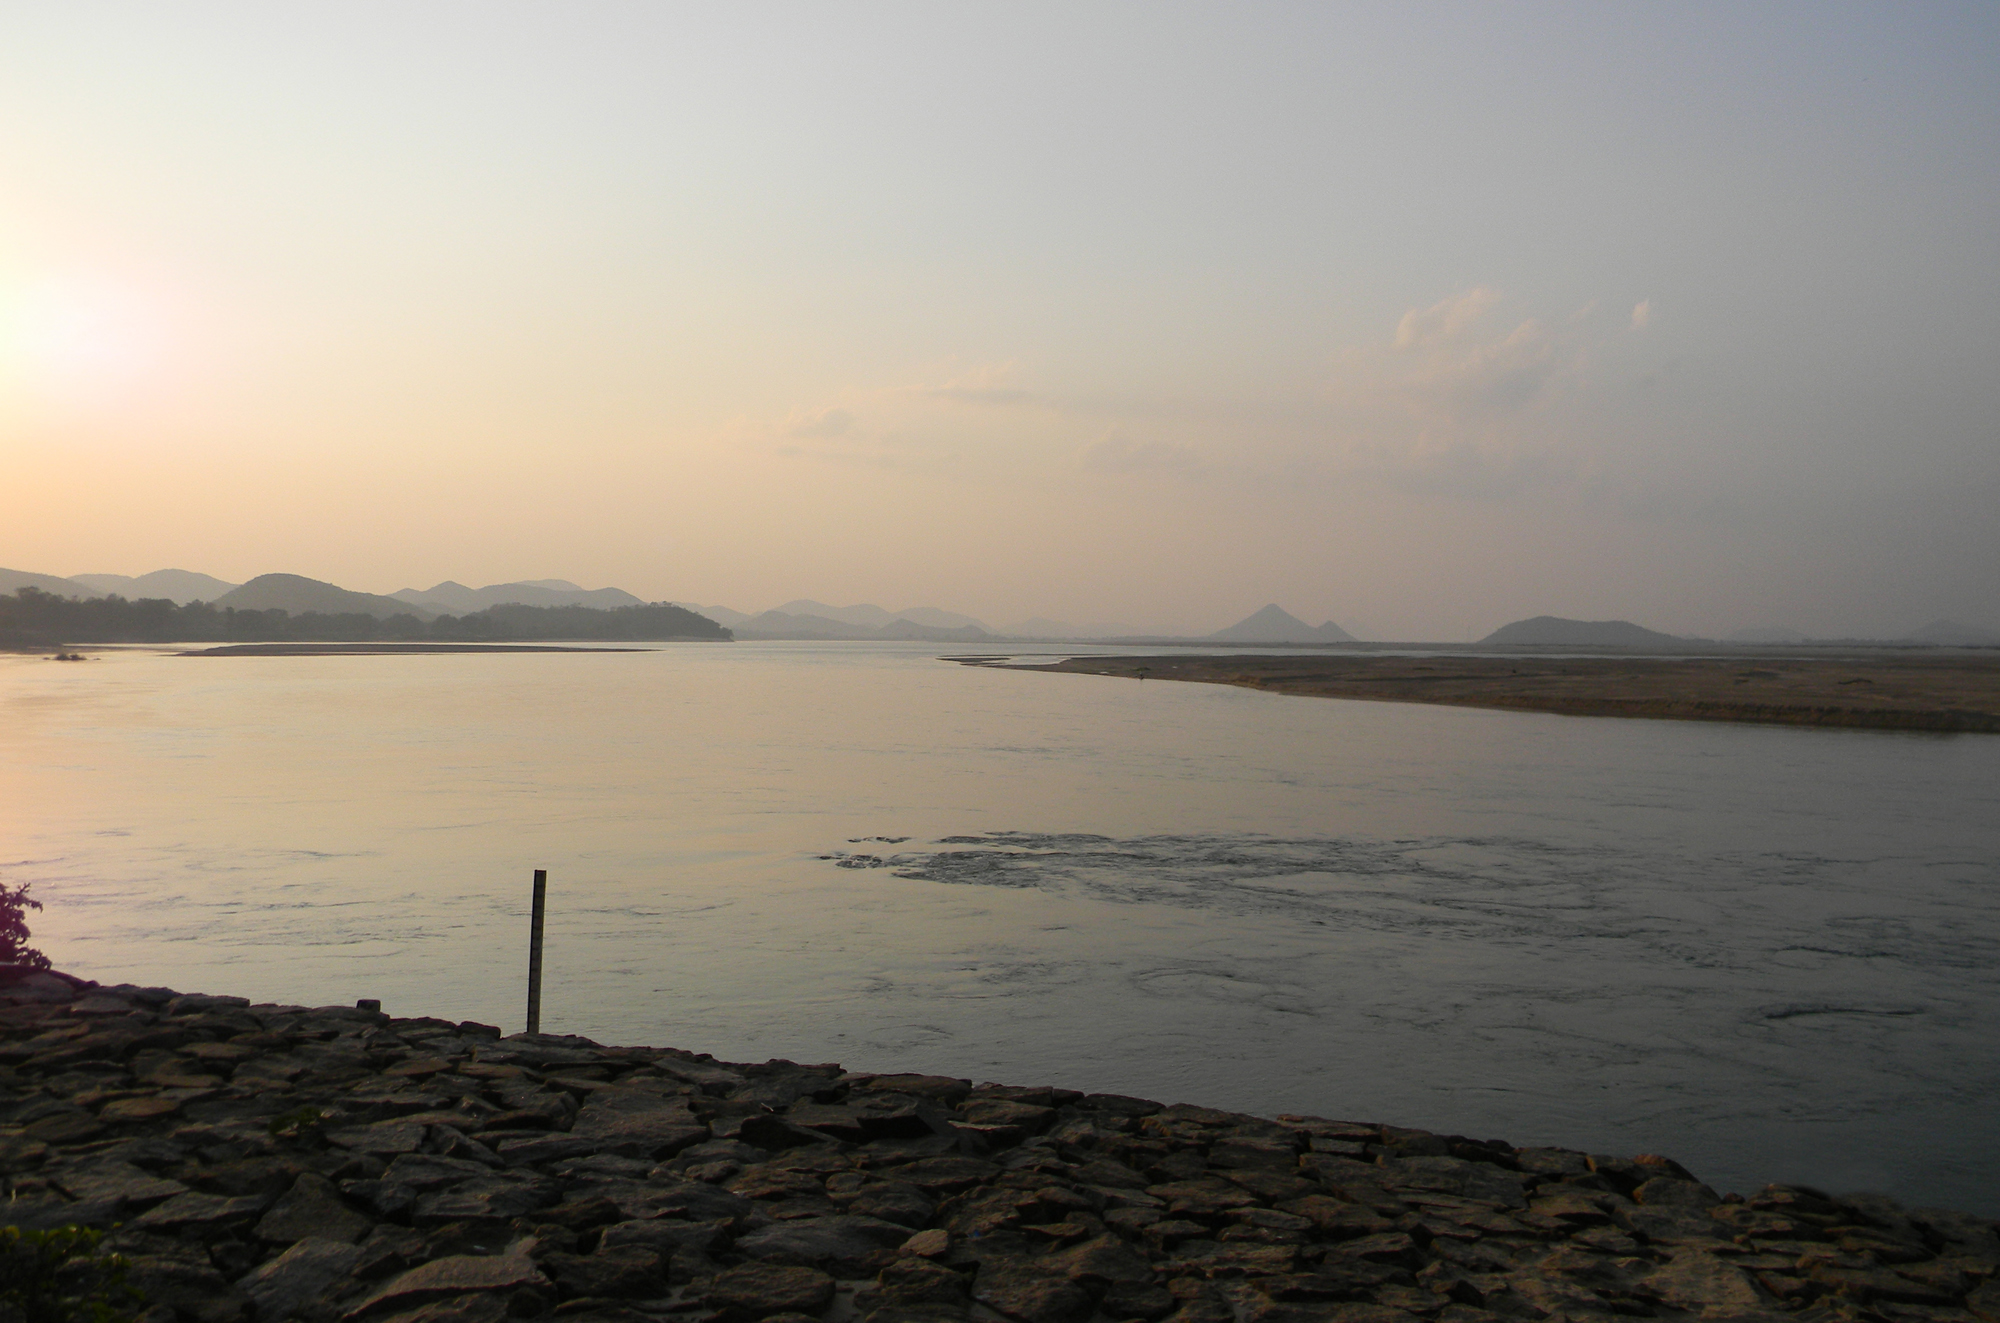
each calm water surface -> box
[3,641,1996,1212]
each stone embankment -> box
[2,968,1996,1323]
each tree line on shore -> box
[0,587,731,646]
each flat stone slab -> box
[242,1237,367,1320]
[345,1248,547,1318]
[705,1261,838,1318]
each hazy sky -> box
[3,2,1996,638]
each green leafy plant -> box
[0,1225,145,1323]
[0,883,50,969]
[267,1105,331,1141]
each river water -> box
[3,641,1996,1212]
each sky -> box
[2,2,1997,639]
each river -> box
[3,640,1996,1212]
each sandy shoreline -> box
[958,654,2000,733]
[3,967,1995,1321]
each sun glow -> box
[2,271,167,408]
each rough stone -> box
[258,1171,378,1244]
[1632,1175,1720,1208]
[873,1257,970,1306]
[132,1190,273,1231]
[4,971,86,1003]
[1613,1203,1724,1241]
[1147,1178,1257,1217]
[6,973,1997,1323]
[851,1180,936,1228]
[1642,1250,1772,1314]
[568,1087,709,1158]
[1377,1157,1527,1209]
[861,1308,971,1323]
[1809,1261,1966,1306]
[100,1095,182,1122]
[882,1156,1000,1193]
[1913,1207,2000,1254]
[0,1196,125,1229]
[598,1216,733,1256]
[636,1177,756,1222]
[1208,1137,1301,1171]
[735,1214,914,1274]
[239,1237,367,1321]
[495,1134,597,1165]
[1042,1234,1156,1287]
[972,1260,1095,1323]
[124,1251,252,1323]
[705,1261,838,1319]
[538,1244,667,1299]
[412,1174,560,1225]
[374,1296,509,1323]
[1102,1280,1178,1321]
[962,1099,1056,1133]
[54,1158,188,1208]
[857,1074,972,1107]
[327,1121,429,1155]
[786,1102,870,1142]
[344,1247,548,1318]
[24,1112,105,1144]
[901,1228,951,1258]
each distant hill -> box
[0,568,102,599]
[1001,617,1144,639]
[393,580,646,614]
[673,603,751,628]
[1207,604,1356,644]
[70,569,239,604]
[734,610,863,639]
[876,618,990,642]
[768,600,896,629]
[1727,626,1813,644]
[3,589,727,645]
[765,600,992,632]
[1482,616,1683,646]
[217,574,436,621]
[1904,619,2000,647]
[733,609,990,642]
[451,601,726,641]
[894,605,990,631]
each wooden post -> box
[525,868,547,1034]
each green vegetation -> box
[266,1104,331,1141]
[0,1226,143,1323]
[0,883,48,970]
[0,588,730,647]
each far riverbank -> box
[955,653,2000,732]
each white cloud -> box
[1299,287,1617,502]
[1381,287,1564,422]
[910,384,1034,406]
[750,362,1059,474]
[747,303,1635,508]
[1392,286,1504,351]
[902,362,1036,407]
[789,406,854,437]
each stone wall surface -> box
[1,967,1995,1323]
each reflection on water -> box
[2,641,1997,1211]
